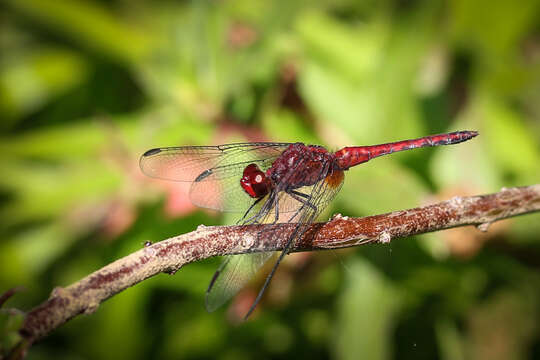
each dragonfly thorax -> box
[240,163,272,198]
[267,143,335,190]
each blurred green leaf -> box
[429,114,499,191]
[337,160,430,216]
[465,285,539,360]
[0,308,24,357]
[296,11,386,82]
[0,159,122,223]
[402,266,487,314]
[301,309,332,345]
[262,109,319,143]
[450,0,540,58]
[0,121,108,160]
[85,285,148,360]
[0,47,89,123]
[436,318,465,360]
[0,223,76,285]
[478,95,540,183]
[5,0,151,63]
[334,258,402,360]
[162,308,225,357]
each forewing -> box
[139,142,289,182]
[140,142,290,212]
[188,157,277,212]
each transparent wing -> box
[188,157,276,213]
[140,142,290,182]
[204,183,286,312]
[205,252,275,312]
[189,167,319,214]
[273,165,345,256]
[140,142,291,212]
[290,169,345,225]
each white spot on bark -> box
[477,222,491,232]
[51,287,68,298]
[331,213,342,220]
[378,232,391,244]
[331,213,350,221]
[85,301,99,314]
[144,246,157,257]
[449,196,463,206]
[240,234,256,249]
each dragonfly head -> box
[240,164,271,198]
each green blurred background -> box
[1,0,539,359]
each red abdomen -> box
[334,131,478,170]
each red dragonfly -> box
[140,130,478,318]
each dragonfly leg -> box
[205,256,231,304]
[244,219,305,319]
[288,189,315,203]
[272,192,280,224]
[237,196,265,224]
[287,190,317,222]
[258,190,280,225]
[240,191,277,225]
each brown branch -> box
[17,184,540,345]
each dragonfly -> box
[140,130,478,318]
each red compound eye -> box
[240,164,271,198]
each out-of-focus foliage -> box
[0,0,539,359]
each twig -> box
[17,184,540,345]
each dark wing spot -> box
[194,169,213,182]
[142,148,162,157]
